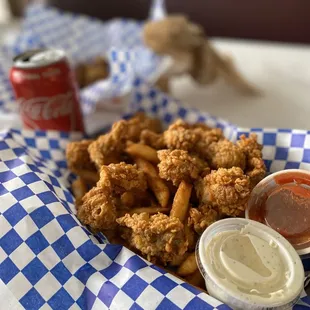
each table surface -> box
[171,39,310,130]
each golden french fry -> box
[128,207,170,215]
[170,181,192,222]
[126,143,159,164]
[74,169,99,184]
[135,157,158,177]
[72,177,88,201]
[177,253,198,276]
[185,270,205,290]
[135,158,170,207]
[148,176,170,208]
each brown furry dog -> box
[144,15,260,95]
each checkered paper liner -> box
[0,3,166,115]
[0,78,310,309]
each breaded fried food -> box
[247,157,266,187]
[188,205,218,234]
[117,212,188,264]
[163,119,223,158]
[88,120,129,169]
[158,149,207,186]
[163,120,200,151]
[195,127,224,158]
[195,167,251,216]
[98,162,147,195]
[77,187,117,231]
[207,139,246,169]
[119,191,155,209]
[126,112,162,142]
[66,139,96,172]
[140,129,166,150]
[88,113,162,169]
[236,134,266,187]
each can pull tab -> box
[30,50,65,65]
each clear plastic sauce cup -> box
[246,169,310,255]
[196,218,304,310]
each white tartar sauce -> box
[199,219,304,309]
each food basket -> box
[0,3,309,310]
[0,78,310,309]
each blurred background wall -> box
[2,0,310,44]
[48,0,310,43]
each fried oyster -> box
[158,149,207,186]
[117,212,188,264]
[195,167,251,216]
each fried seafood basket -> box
[0,77,309,309]
[0,3,310,310]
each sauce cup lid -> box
[197,218,304,310]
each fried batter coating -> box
[163,119,223,158]
[195,127,224,158]
[236,133,263,158]
[188,205,218,234]
[236,134,266,187]
[119,191,155,210]
[77,187,117,231]
[195,167,251,216]
[117,212,188,264]
[98,162,147,194]
[207,139,246,169]
[163,120,200,151]
[88,120,129,169]
[184,224,197,251]
[158,149,207,186]
[88,114,161,169]
[127,112,162,142]
[66,139,96,172]
[247,157,266,187]
[140,129,166,150]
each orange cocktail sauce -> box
[248,172,310,250]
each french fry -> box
[170,181,192,222]
[128,207,170,215]
[126,143,159,164]
[135,157,158,177]
[72,177,88,201]
[148,177,170,208]
[185,270,205,289]
[135,158,170,207]
[177,253,198,276]
[74,169,99,184]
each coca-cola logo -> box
[19,92,74,121]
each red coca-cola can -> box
[10,49,85,132]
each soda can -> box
[10,49,85,132]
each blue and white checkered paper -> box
[0,3,166,115]
[0,128,230,310]
[1,79,310,309]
